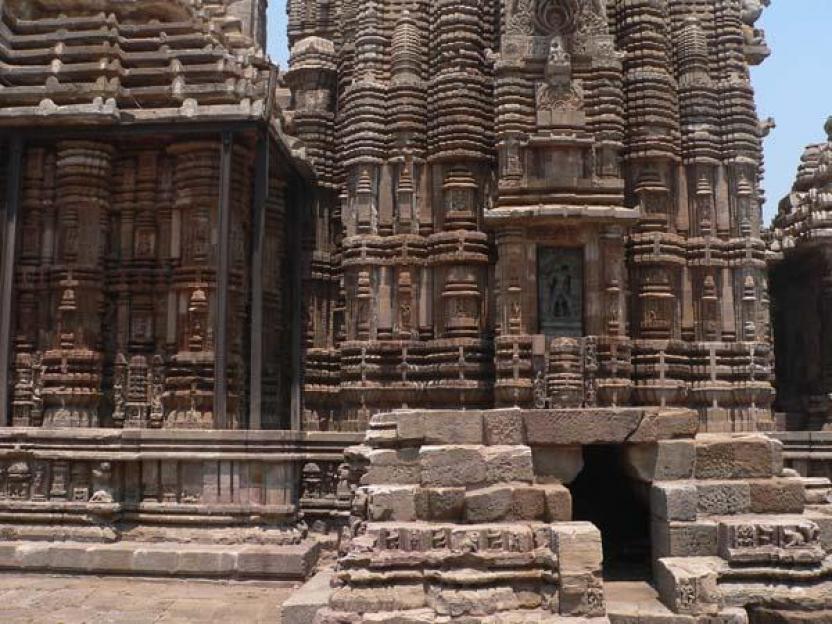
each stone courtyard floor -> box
[0,573,296,623]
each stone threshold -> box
[0,539,320,581]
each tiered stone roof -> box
[0,0,295,131]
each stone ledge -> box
[0,540,320,580]
[281,567,335,624]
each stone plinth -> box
[308,409,832,623]
[0,428,362,579]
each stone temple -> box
[0,0,830,623]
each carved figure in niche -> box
[90,462,114,503]
[549,263,574,319]
[735,524,756,548]
[31,462,47,501]
[336,463,352,500]
[134,228,155,258]
[7,461,30,500]
[302,462,323,499]
[539,248,583,337]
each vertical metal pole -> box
[289,184,305,431]
[249,131,269,430]
[214,131,234,429]
[0,136,23,427]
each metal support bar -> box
[214,131,234,429]
[249,131,269,430]
[0,136,23,427]
[289,185,306,431]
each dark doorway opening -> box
[568,445,652,581]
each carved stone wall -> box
[769,119,832,431]
[8,137,294,429]
[287,0,775,432]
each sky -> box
[266,0,832,224]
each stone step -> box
[606,580,706,624]
[0,539,320,580]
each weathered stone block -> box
[363,448,422,485]
[330,585,427,613]
[86,544,135,573]
[625,440,696,482]
[697,481,751,515]
[532,446,584,484]
[367,485,427,521]
[524,409,643,446]
[695,436,774,480]
[511,486,546,520]
[427,487,465,521]
[483,445,534,484]
[483,409,526,445]
[629,408,699,443]
[420,446,487,488]
[559,572,606,617]
[652,520,719,559]
[652,482,698,522]
[464,485,514,523]
[552,522,603,575]
[542,483,572,522]
[748,479,805,514]
[655,557,722,616]
[281,569,334,624]
[423,411,484,445]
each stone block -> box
[483,445,534,484]
[423,411,484,445]
[559,572,606,617]
[652,482,698,522]
[524,408,643,446]
[511,485,546,520]
[748,479,805,514]
[175,549,237,576]
[695,436,774,480]
[697,482,751,515]
[420,446,487,488]
[542,483,573,522]
[552,522,603,575]
[363,448,422,485]
[629,408,699,443]
[652,520,718,559]
[16,542,53,570]
[655,557,722,616]
[427,487,465,521]
[85,544,135,573]
[367,485,427,521]
[532,446,584,484]
[483,409,526,445]
[625,440,696,482]
[132,547,179,575]
[330,584,427,613]
[281,569,335,624]
[237,544,319,578]
[464,485,513,523]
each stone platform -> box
[311,408,832,623]
[0,428,361,581]
[0,572,296,623]
[0,540,319,580]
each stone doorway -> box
[568,445,652,581]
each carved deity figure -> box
[549,264,574,318]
